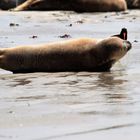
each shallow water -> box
[0,10,140,140]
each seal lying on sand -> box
[13,0,127,12]
[0,37,131,73]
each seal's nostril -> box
[127,45,131,51]
[127,41,132,51]
[127,41,132,46]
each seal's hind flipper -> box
[112,28,127,40]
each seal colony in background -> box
[0,0,127,11]
[12,0,127,12]
[0,29,131,73]
[0,0,139,11]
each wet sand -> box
[0,10,140,140]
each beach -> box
[0,10,140,140]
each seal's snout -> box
[123,41,132,51]
[126,41,132,51]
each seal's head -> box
[94,37,132,71]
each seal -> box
[0,0,25,10]
[0,37,131,73]
[13,0,127,12]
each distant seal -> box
[112,28,127,40]
[13,0,127,12]
[125,0,140,9]
[0,0,25,10]
[73,0,127,12]
[0,37,131,73]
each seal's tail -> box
[112,28,127,40]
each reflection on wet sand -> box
[97,71,130,103]
[8,78,31,87]
[0,71,131,104]
[97,72,126,88]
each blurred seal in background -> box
[12,0,127,12]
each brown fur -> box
[0,37,131,73]
[13,0,127,12]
